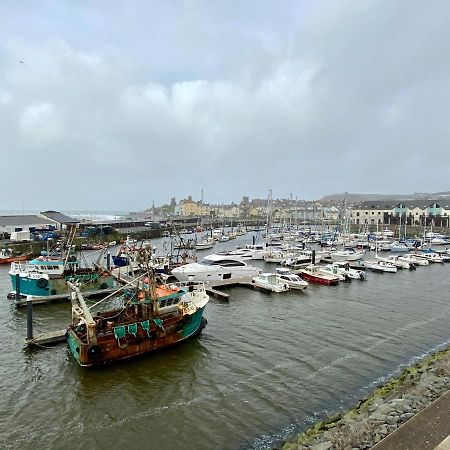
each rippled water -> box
[1,235,450,450]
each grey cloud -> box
[0,0,449,210]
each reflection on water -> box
[0,234,449,450]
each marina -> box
[1,229,450,449]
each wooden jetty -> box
[205,287,230,300]
[26,329,67,347]
[15,287,116,307]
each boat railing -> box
[166,280,207,293]
[10,261,32,272]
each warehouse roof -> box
[0,215,55,226]
[40,211,78,224]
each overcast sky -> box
[1,0,449,211]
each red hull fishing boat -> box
[0,249,32,265]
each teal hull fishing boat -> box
[8,225,114,300]
[67,276,209,367]
[8,258,114,299]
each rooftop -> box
[0,215,55,226]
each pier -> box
[26,329,67,347]
[13,287,116,307]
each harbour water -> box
[1,235,450,450]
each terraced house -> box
[351,200,450,227]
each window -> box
[223,273,232,280]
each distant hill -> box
[320,191,450,203]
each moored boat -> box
[67,277,209,367]
[298,264,339,286]
[0,248,32,265]
[275,268,309,290]
[9,257,114,299]
[362,260,397,273]
[252,273,290,293]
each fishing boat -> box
[67,275,209,367]
[252,273,290,292]
[298,264,339,286]
[275,268,309,290]
[8,225,114,300]
[9,257,114,299]
[0,248,32,265]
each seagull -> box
[19,60,24,63]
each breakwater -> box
[281,347,450,450]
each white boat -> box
[275,268,308,290]
[389,242,409,252]
[362,260,397,273]
[329,248,364,262]
[218,235,230,242]
[321,264,347,281]
[242,244,267,260]
[281,250,322,268]
[398,254,429,266]
[252,273,290,293]
[412,252,443,263]
[329,261,367,280]
[263,249,285,263]
[376,254,412,270]
[195,238,215,250]
[204,250,254,262]
[171,258,260,286]
[370,240,392,251]
[212,228,224,239]
[430,237,450,245]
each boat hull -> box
[299,271,339,286]
[0,253,32,265]
[67,308,207,367]
[10,272,114,298]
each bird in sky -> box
[19,60,23,63]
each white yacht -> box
[412,252,444,263]
[398,254,429,266]
[362,260,397,273]
[195,237,215,250]
[376,254,412,270]
[329,261,367,280]
[252,273,290,293]
[263,249,285,263]
[171,258,260,286]
[329,248,364,262]
[275,268,309,290]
